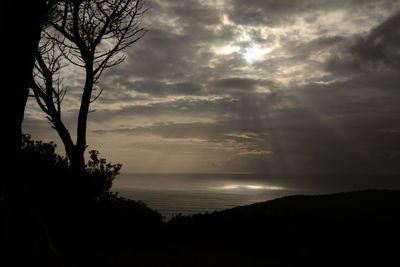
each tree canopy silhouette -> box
[21,134,121,201]
[31,0,146,172]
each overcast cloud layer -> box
[24,0,400,191]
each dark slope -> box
[170,189,400,226]
[165,190,400,265]
[208,189,399,221]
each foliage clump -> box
[19,134,163,251]
[21,134,121,201]
[86,150,122,199]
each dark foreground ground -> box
[4,189,400,266]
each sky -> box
[24,0,400,189]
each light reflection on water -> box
[112,173,297,220]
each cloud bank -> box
[24,0,400,190]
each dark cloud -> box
[168,1,221,27]
[89,90,292,124]
[93,102,400,179]
[102,24,235,88]
[109,28,200,79]
[326,11,400,74]
[91,78,400,177]
[89,97,233,122]
[212,77,258,90]
[209,77,260,95]
[122,79,205,96]
[227,0,399,26]
[207,78,279,96]
[103,1,230,83]
[350,11,400,69]
[94,122,219,139]
[24,0,400,189]
[284,36,345,58]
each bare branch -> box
[90,87,104,103]
[32,0,147,170]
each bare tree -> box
[31,0,146,172]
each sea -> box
[111,173,300,220]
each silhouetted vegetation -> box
[4,136,400,266]
[20,134,121,202]
[31,0,146,172]
[3,4,147,261]
[3,135,163,265]
[3,0,53,159]
[2,6,57,250]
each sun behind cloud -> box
[243,44,271,63]
[216,42,272,64]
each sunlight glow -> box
[217,44,271,64]
[211,184,285,191]
[219,45,241,55]
[243,45,270,63]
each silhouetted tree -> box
[2,1,58,196]
[30,0,146,172]
[2,3,61,263]
[2,1,50,155]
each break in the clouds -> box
[24,0,400,190]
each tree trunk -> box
[50,117,86,173]
[2,1,63,263]
[75,61,95,172]
[69,147,86,173]
[2,0,48,199]
[2,0,47,167]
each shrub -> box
[20,134,122,201]
[86,150,122,200]
[19,134,164,250]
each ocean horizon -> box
[111,173,299,220]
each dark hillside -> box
[166,190,400,265]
